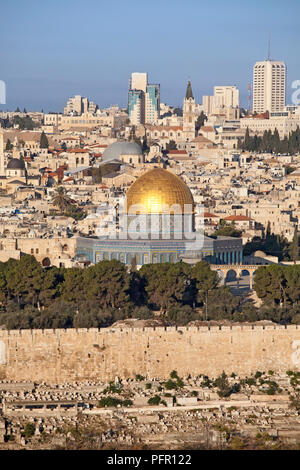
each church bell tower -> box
[183,80,196,141]
[0,128,5,176]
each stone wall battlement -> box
[0,323,299,337]
[0,325,299,383]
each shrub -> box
[135,374,145,381]
[145,383,152,389]
[148,395,161,405]
[245,377,256,386]
[164,379,178,390]
[99,397,122,408]
[213,372,232,398]
[122,399,133,407]
[24,423,35,438]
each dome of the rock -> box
[126,167,194,214]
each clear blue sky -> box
[1,0,299,112]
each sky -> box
[0,0,300,112]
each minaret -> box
[0,127,5,176]
[183,80,196,141]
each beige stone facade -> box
[0,325,299,383]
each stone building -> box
[76,164,242,266]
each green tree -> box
[24,423,35,439]
[166,304,198,325]
[60,267,85,303]
[205,287,239,320]
[213,372,232,398]
[5,255,45,308]
[195,111,208,132]
[5,138,13,151]
[40,131,49,149]
[83,260,131,310]
[191,261,219,305]
[289,226,299,262]
[140,262,193,311]
[51,186,73,213]
[165,140,177,151]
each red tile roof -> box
[224,215,253,221]
[204,212,218,218]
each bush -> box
[99,396,132,408]
[164,379,178,390]
[148,395,161,405]
[103,382,122,394]
[245,377,256,386]
[122,399,133,407]
[201,376,212,388]
[135,374,145,381]
[166,304,198,325]
[145,383,152,389]
[213,372,232,398]
[24,423,35,438]
[99,397,122,408]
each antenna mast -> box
[267,32,271,60]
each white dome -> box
[102,140,142,162]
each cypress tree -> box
[40,131,49,149]
[289,226,299,263]
[5,138,13,150]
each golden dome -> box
[126,168,194,214]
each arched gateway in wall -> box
[210,264,262,289]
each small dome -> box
[7,158,25,170]
[126,168,194,214]
[102,140,142,162]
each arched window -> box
[152,253,159,263]
[169,253,176,263]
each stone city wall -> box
[0,325,299,384]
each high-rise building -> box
[253,60,286,113]
[128,89,144,126]
[128,73,160,125]
[202,85,239,118]
[64,95,98,115]
[131,73,147,93]
[145,84,160,124]
[213,86,239,108]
